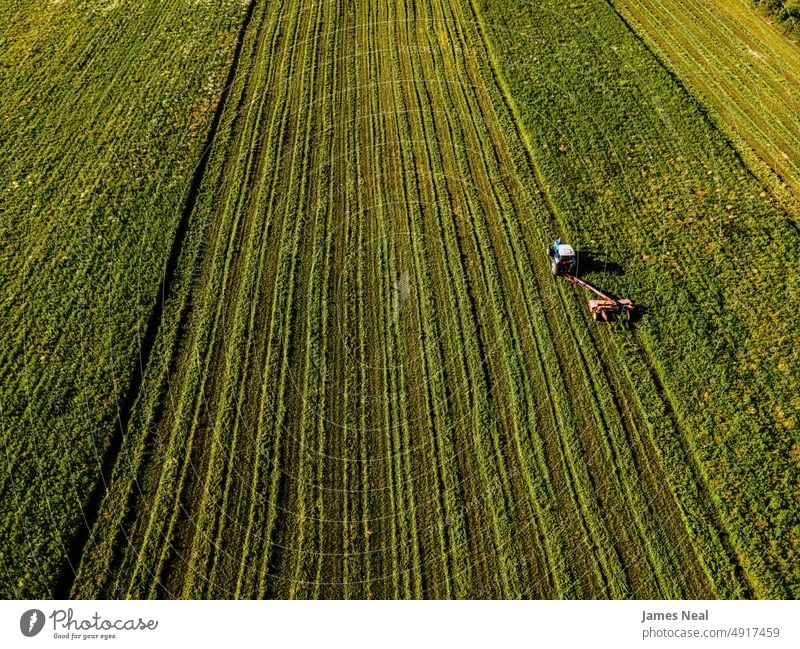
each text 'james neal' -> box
[641,610,709,623]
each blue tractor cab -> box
[547,238,576,276]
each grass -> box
[476,0,799,597]
[2,0,797,599]
[610,0,800,213]
[0,0,250,598]
[69,0,720,599]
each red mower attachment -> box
[566,275,634,321]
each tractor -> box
[547,238,577,276]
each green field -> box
[611,0,800,211]
[1,0,798,599]
[0,0,250,597]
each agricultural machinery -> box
[548,238,634,321]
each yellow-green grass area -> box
[71,0,762,599]
[0,0,249,598]
[478,0,799,597]
[611,0,800,215]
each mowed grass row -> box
[70,0,719,598]
[610,0,800,212]
[0,0,250,598]
[475,0,800,596]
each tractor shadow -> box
[574,249,624,278]
[627,303,652,324]
[574,248,651,324]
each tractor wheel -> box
[551,259,559,276]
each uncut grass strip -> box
[5,115,225,592]
[0,8,228,280]
[0,418,61,597]
[629,328,764,596]
[7,47,242,322]
[1,1,161,106]
[462,0,680,596]
[557,290,711,595]
[588,326,716,597]
[460,166,620,592]
[2,3,167,167]
[614,331,752,596]
[516,7,792,592]
[3,11,241,350]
